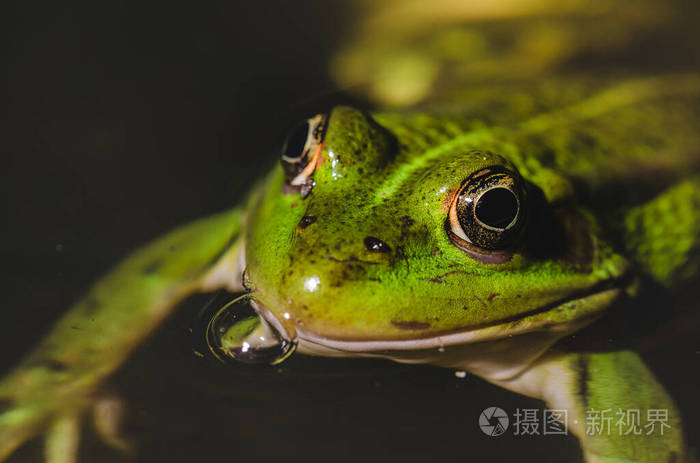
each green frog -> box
[1,74,699,462]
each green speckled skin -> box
[1,75,699,462]
[245,76,700,342]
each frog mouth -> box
[282,281,624,354]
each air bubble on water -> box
[206,293,297,365]
[454,370,467,379]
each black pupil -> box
[475,187,518,229]
[283,121,310,159]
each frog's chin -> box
[289,287,621,357]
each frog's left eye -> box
[281,113,328,198]
[446,166,527,264]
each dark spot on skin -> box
[364,236,392,253]
[431,247,442,256]
[299,215,317,229]
[571,131,597,150]
[143,259,163,275]
[391,320,431,330]
[400,216,414,227]
[536,145,556,165]
[48,359,69,371]
[291,201,298,208]
[0,398,13,414]
[462,306,469,311]
[28,358,68,372]
[422,269,479,284]
[487,293,500,302]
[577,354,590,408]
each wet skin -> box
[1,75,700,462]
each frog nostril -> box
[298,215,317,229]
[364,236,392,253]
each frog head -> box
[243,106,630,358]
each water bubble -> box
[206,293,297,365]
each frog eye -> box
[281,113,328,198]
[446,166,527,264]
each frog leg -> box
[0,207,245,461]
[45,412,80,463]
[496,350,685,463]
[622,175,700,289]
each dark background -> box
[2,1,359,363]
[2,2,699,462]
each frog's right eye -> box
[446,166,527,264]
[281,113,328,198]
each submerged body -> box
[1,75,700,462]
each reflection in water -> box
[206,293,297,365]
